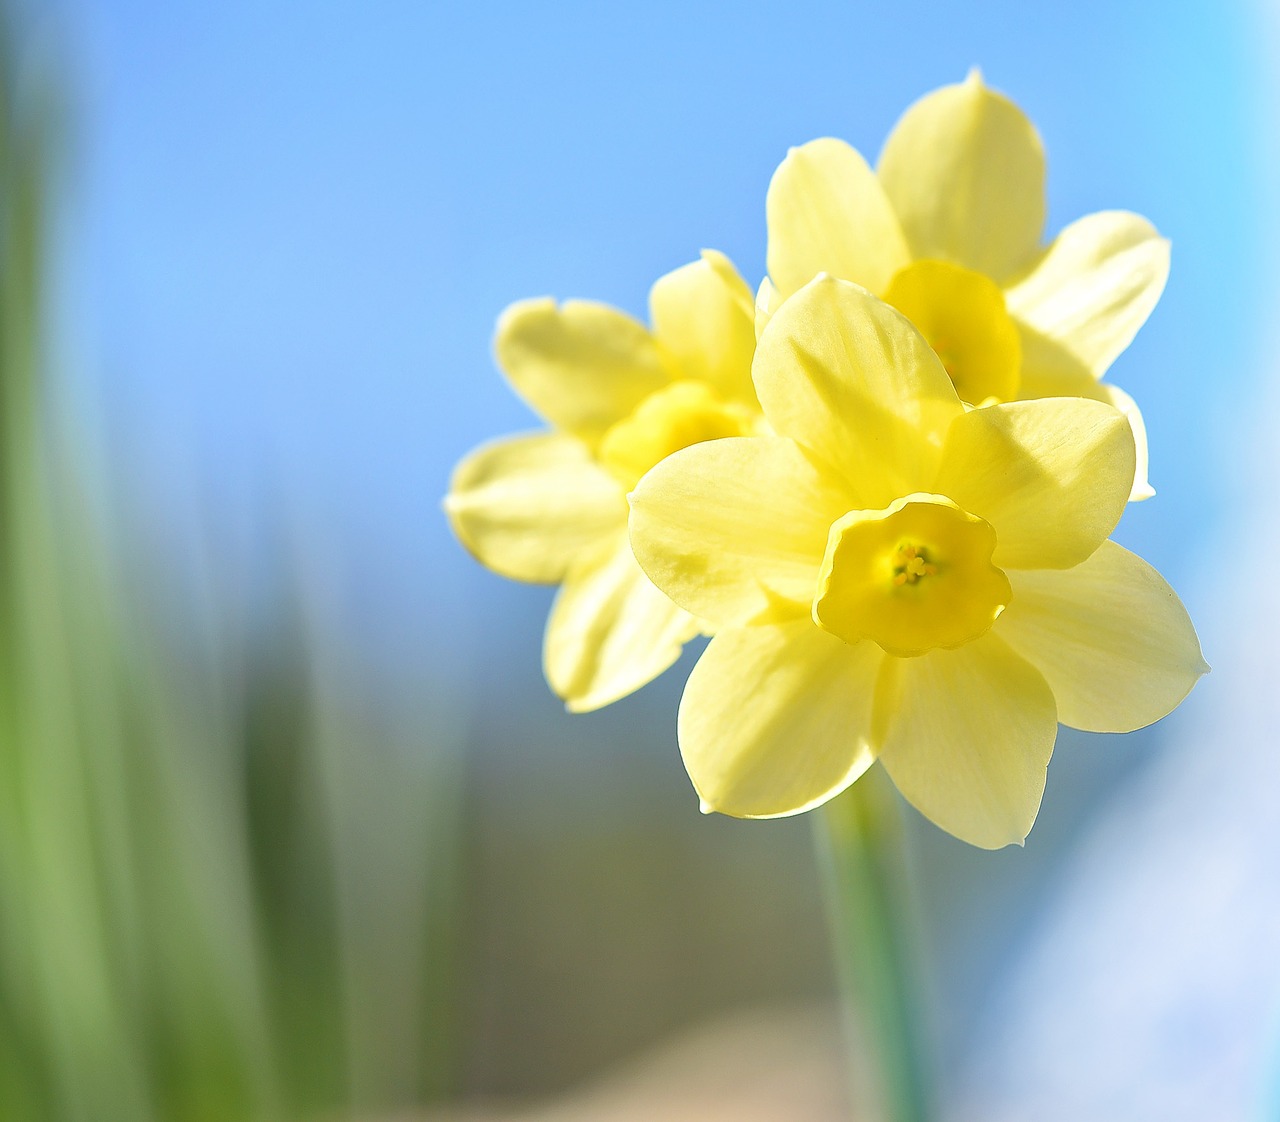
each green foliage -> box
[0,20,462,1121]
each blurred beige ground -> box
[411,1004,850,1122]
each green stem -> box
[815,770,932,1122]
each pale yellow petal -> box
[649,250,758,406]
[753,275,962,509]
[1013,319,1095,394]
[1015,352,1153,503]
[1102,384,1154,501]
[766,137,910,299]
[876,633,1056,849]
[878,70,1045,281]
[678,621,884,818]
[1015,320,1099,393]
[544,533,701,712]
[754,276,781,341]
[1005,210,1170,376]
[933,398,1134,569]
[495,297,670,445]
[629,435,850,627]
[996,541,1207,733]
[445,431,625,583]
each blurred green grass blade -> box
[0,12,464,1120]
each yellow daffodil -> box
[762,70,1166,500]
[446,251,761,712]
[629,277,1205,849]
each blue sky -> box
[57,0,1262,687]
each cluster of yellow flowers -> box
[446,73,1206,849]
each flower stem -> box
[816,770,932,1122]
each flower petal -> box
[1101,383,1154,502]
[753,275,962,509]
[544,533,701,712]
[766,137,910,299]
[933,398,1134,569]
[446,431,625,582]
[649,250,758,406]
[495,297,670,446]
[877,70,1045,282]
[1004,210,1170,376]
[678,621,884,818]
[996,541,1208,733]
[754,276,781,341]
[1016,347,1154,503]
[629,435,850,627]
[876,633,1057,849]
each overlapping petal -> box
[996,541,1207,733]
[649,250,757,406]
[678,621,884,818]
[495,298,670,446]
[933,398,1134,569]
[544,533,701,713]
[1015,352,1154,503]
[446,432,625,583]
[629,436,850,627]
[878,70,1045,282]
[876,633,1057,848]
[766,138,910,298]
[1004,211,1170,377]
[1101,383,1154,501]
[753,276,962,508]
[1015,320,1099,392]
[754,277,781,341]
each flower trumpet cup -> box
[628,276,1206,848]
[446,251,762,711]
[763,70,1166,500]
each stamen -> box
[892,543,936,586]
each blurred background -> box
[0,0,1273,1119]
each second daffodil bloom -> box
[446,251,761,712]
[629,277,1206,849]
[763,70,1166,500]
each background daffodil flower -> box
[446,251,761,712]
[629,276,1206,849]
[762,69,1166,501]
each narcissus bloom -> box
[629,277,1205,848]
[446,251,761,712]
[762,70,1165,500]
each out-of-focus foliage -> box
[0,21,462,1120]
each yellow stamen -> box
[892,543,936,586]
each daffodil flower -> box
[446,251,761,712]
[629,277,1205,849]
[762,70,1166,501]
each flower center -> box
[891,543,936,586]
[883,259,1022,405]
[597,380,756,489]
[813,494,1011,657]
